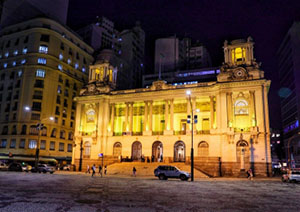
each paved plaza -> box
[0,171,299,212]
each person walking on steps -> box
[247,168,253,180]
[86,165,90,174]
[104,165,107,175]
[133,167,137,177]
[91,164,96,177]
[98,165,102,177]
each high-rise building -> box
[277,22,300,166]
[0,17,94,164]
[72,38,271,177]
[154,37,211,74]
[1,0,69,28]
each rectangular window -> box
[39,45,48,53]
[28,140,37,149]
[36,69,46,78]
[37,58,47,64]
[32,102,42,111]
[57,85,61,94]
[19,139,25,149]
[40,34,50,42]
[40,140,46,150]
[10,139,16,148]
[34,79,44,88]
[22,47,28,54]
[67,144,72,152]
[50,141,55,150]
[59,142,64,151]
[0,139,7,148]
[31,113,40,120]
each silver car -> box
[282,168,300,183]
[154,165,190,181]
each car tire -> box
[159,174,166,180]
[180,175,188,181]
[50,172,54,174]
[43,170,47,174]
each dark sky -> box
[68,0,300,130]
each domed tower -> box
[80,49,118,95]
[218,37,264,82]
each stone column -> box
[226,92,233,127]
[149,101,153,131]
[210,96,215,129]
[75,103,82,136]
[170,99,174,131]
[129,102,133,133]
[110,103,115,134]
[164,100,169,130]
[143,101,148,131]
[249,91,256,126]
[125,102,129,132]
[216,93,221,129]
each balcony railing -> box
[196,130,210,135]
[152,131,163,135]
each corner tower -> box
[218,37,264,82]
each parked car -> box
[282,168,300,183]
[154,165,190,181]
[21,163,32,172]
[61,164,71,171]
[8,162,23,172]
[31,164,55,174]
[0,162,9,170]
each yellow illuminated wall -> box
[113,103,125,134]
[173,99,187,132]
[152,101,165,132]
[232,47,246,63]
[233,99,250,130]
[133,102,144,133]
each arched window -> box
[84,142,91,157]
[41,127,47,136]
[234,99,249,115]
[60,130,65,139]
[68,132,73,140]
[198,141,209,157]
[51,128,57,138]
[29,125,38,135]
[86,109,95,122]
[21,125,27,135]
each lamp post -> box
[186,90,199,182]
[24,106,54,169]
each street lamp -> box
[186,90,199,181]
[24,106,54,169]
[287,132,300,169]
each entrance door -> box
[132,141,142,160]
[152,141,163,162]
[174,141,185,162]
[236,140,249,171]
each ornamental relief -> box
[133,106,145,116]
[174,103,187,113]
[153,105,165,115]
[196,102,210,112]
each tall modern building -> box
[0,17,94,164]
[154,37,211,74]
[72,38,271,177]
[277,22,300,166]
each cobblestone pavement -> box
[0,171,299,212]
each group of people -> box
[86,165,107,177]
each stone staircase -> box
[105,162,209,178]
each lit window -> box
[67,58,71,64]
[59,53,63,60]
[28,140,37,149]
[36,69,45,78]
[12,61,16,66]
[75,63,79,69]
[58,64,62,70]
[234,99,249,115]
[276,134,280,137]
[82,67,86,72]
[3,63,7,68]
[4,52,9,57]
[21,59,26,64]
[118,50,122,55]
[13,50,18,56]
[38,58,47,64]
[18,70,23,77]
[22,47,28,54]
[140,63,143,67]
[39,45,48,54]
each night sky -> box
[68,0,300,130]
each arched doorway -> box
[174,141,185,162]
[113,142,122,156]
[236,140,249,171]
[132,141,142,160]
[152,141,163,162]
[198,141,209,157]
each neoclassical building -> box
[72,37,271,177]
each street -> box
[0,172,299,212]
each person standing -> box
[98,165,102,177]
[247,168,253,180]
[133,167,137,177]
[104,165,107,175]
[86,165,90,174]
[91,164,96,177]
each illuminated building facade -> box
[73,37,271,177]
[0,17,94,163]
